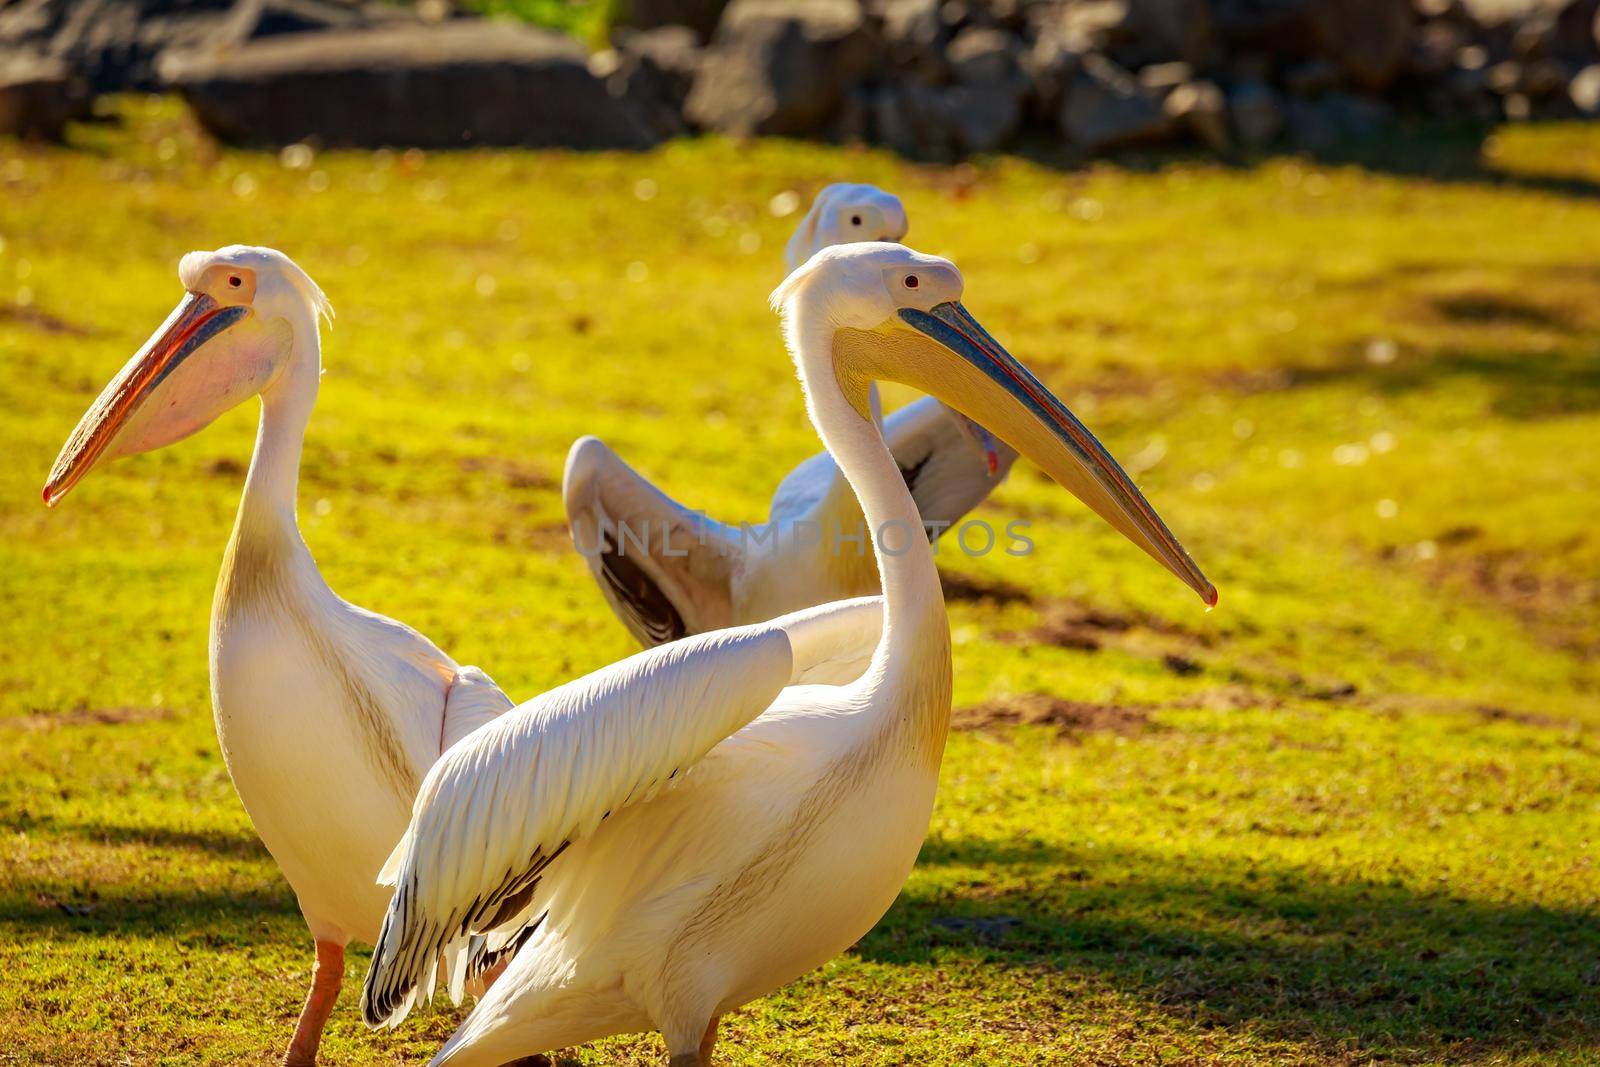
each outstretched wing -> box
[358,598,883,1028]
[770,395,1014,540]
[884,397,1017,535]
[563,435,740,647]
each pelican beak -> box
[898,301,1216,606]
[953,413,1005,478]
[42,292,250,507]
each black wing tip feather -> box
[360,877,429,1028]
[598,529,688,645]
[360,844,572,1029]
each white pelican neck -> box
[237,309,321,539]
[789,310,947,678]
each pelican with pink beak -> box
[359,242,1214,1066]
[564,182,1018,645]
[43,247,522,1066]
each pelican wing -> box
[770,396,1013,537]
[563,435,740,647]
[359,597,884,1028]
[883,397,1017,534]
[440,665,515,753]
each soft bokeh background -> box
[1,97,1597,1064]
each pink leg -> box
[666,1016,723,1067]
[283,939,344,1067]
[699,1015,722,1063]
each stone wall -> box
[3,0,1596,151]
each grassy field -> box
[1,99,1597,1065]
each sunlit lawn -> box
[1,99,1596,1065]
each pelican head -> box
[42,246,330,506]
[774,242,1217,606]
[783,183,910,272]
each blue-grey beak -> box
[899,301,1217,606]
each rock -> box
[0,0,397,93]
[1039,0,1213,66]
[1138,60,1194,92]
[1570,60,1600,108]
[1409,19,1468,77]
[1118,0,1215,66]
[942,26,1028,151]
[1052,0,1130,53]
[0,51,87,140]
[612,0,727,42]
[595,26,702,137]
[1444,63,1500,116]
[1525,54,1574,91]
[946,25,1022,84]
[1283,56,1339,94]
[1165,78,1229,150]
[685,0,875,136]
[1059,53,1175,153]
[866,74,1021,158]
[945,80,1027,152]
[964,0,1029,29]
[881,0,948,77]
[1308,0,1415,90]
[833,82,872,141]
[1228,78,1285,146]
[869,80,955,158]
[1214,0,1321,56]
[159,20,660,148]
[1483,54,1570,92]
[1287,91,1393,151]
[1500,0,1600,63]
[1216,0,1411,89]
[1022,27,1087,118]
[1486,57,1523,90]
[614,24,702,105]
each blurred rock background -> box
[3,0,1599,154]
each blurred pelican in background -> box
[41,247,518,1067]
[361,242,1214,1066]
[564,183,1018,645]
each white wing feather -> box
[563,435,738,646]
[358,597,882,1028]
[440,665,515,753]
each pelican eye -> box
[904,274,919,289]
[851,214,862,226]
[228,275,242,288]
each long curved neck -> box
[241,317,319,540]
[791,313,948,687]
[215,310,323,623]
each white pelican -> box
[41,247,521,1066]
[564,183,1018,645]
[361,242,1215,1066]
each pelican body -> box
[564,183,1019,645]
[362,243,1215,1066]
[42,247,514,1066]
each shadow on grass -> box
[0,884,298,943]
[1013,118,1600,204]
[1295,342,1600,420]
[1280,121,1600,204]
[863,837,1599,1061]
[5,811,269,859]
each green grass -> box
[1,99,1597,1065]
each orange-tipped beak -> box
[42,292,247,507]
